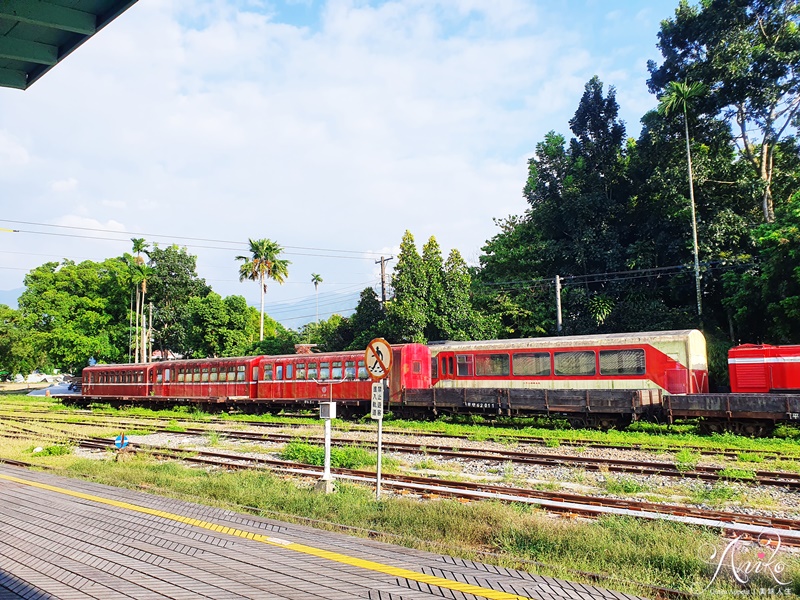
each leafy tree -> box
[301,314,354,352]
[0,304,41,376]
[441,249,497,340]
[247,324,300,356]
[385,231,427,343]
[421,237,446,340]
[348,287,386,349]
[146,245,211,357]
[236,238,290,341]
[18,259,131,373]
[723,192,800,342]
[648,0,800,222]
[185,293,256,358]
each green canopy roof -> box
[0,0,139,90]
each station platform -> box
[0,464,644,600]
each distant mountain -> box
[0,288,22,308]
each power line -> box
[0,219,387,260]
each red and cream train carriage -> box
[428,330,709,395]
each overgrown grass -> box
[280,440,399,471]
[604,477,649,495]
[687,483,743,505]
[674,448,700,472]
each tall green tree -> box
[658,80,707,321]
[146,245,211,357]
[185,293,256,358]
[386,231,427,343]
[648,0,800,222]
[348,287,386,349]
[236,238,290,341]
[18,259,131,373]
[0,304,41,376]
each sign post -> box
[366,339,392,499]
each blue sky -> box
[0,0,686,327]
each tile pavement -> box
[0,464,646,600]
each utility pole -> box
[375,256,393,304]
[555,275,563,333]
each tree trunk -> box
[259,273,265,341]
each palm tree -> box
[658,80,706,322]
[311,273,323,323]
[236,238,290,341]
[131,238,150,362]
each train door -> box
[436,351,456,385]
[250,360,258,400]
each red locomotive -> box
[729,344,800,393]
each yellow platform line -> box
[0,473,531,600]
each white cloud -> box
[51,178,78,192]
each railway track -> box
[4,415,800,489]
[1,407,798,461]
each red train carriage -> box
[729,344,800,393]
[148,356,261,401]
[80,344,431,414]
[428,330,709,395]
[256,344,430,413]
[82,363,152,398]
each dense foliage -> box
[2,0,798,380]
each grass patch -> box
[604,477,649,495]
[280,441,397,470]
[718,468,756,481]
[735,451,764,463]
[29,444,72,456]
[674,449,700,473]
[164,421,187,433]
[688,483,742,505]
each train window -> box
[229,367,236,380]
[210,368,218,382]
[164,368,170,383]
[431,358,438,379]
[320,362,330,379]
[308,363,318,379]
[513,353,551,376]
[456,354,474,377]
[286,365,293,379]
[237,366,246,381]
[345,361,356,379]
[358,360,368,380]
[448,357,454,375]
[264,364,273,381]
[332,361,342,379]
[600,349,645,375]
[296,363,306,380]
[177,371,184,382]
[554,351,596,376]
[476,354,510,377]
[276,365,283,380]
[157,371,163,383]
[202,368,209,382]
[138,373,144,383]
[412,361,421,374]
[219,370,227,382]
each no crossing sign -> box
[365,338,392,381]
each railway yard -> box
[1,394,800,598]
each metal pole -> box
[375,256,393,304]
[376,413,383,499]
[322,418,332,481]
[555,275,562,333]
